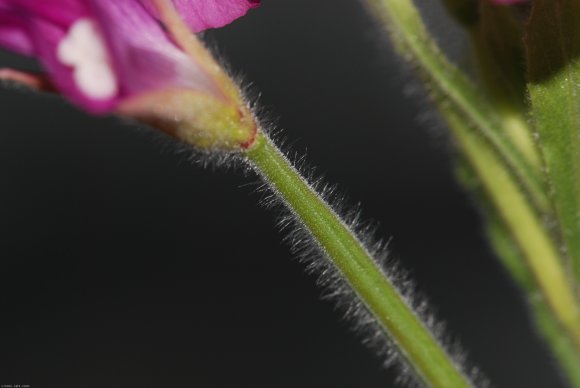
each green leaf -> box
[525,0,580,284]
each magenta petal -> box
[4,0,89,27]
[0,0,92,56]
[87,0,215,96]
[142,0,260,33]
[0,0,257,115]
[0,11,35,55]
[28,17,117,114]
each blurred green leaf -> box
[525,0,580,282]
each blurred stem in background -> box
[366,0,580,385]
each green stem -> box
[489,210,580,387]
[444,108,580,385]
[531,297,580,387]
[245,131,472,388]
[365,0,580,383]
[457,150,580,388]
[445,107,580,337]
[489,212,580,387]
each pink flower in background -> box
[0,0,260,114]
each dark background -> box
[0,1,565,387]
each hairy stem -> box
[244,131,472,388]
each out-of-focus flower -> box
[0,0,260,149]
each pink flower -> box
[0,0,259,114]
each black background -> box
[0,1,566,387]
